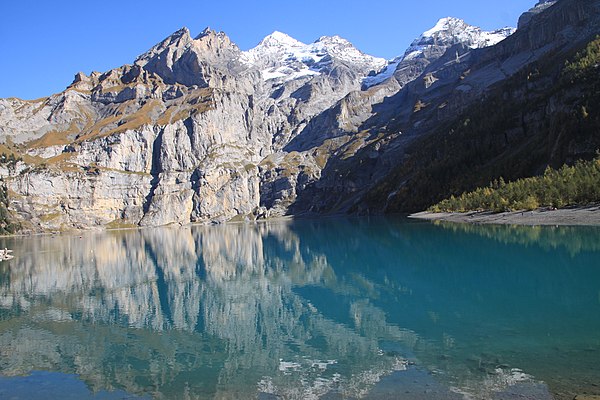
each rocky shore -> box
[409,205,600,226]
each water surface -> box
[0,217,598,399]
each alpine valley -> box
[0,0,599,233]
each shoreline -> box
[409,205,600,226]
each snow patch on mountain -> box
[363,17,515,89]
[361,58,402,88]
[314,35,385,68]
[242,32,386,83]
[404,17,515,59]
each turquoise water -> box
[0,217,598,399]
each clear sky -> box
[0,0,536,100]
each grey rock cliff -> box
[518,0,558,29]
[0,26,392,231]
[3,0,592,232]
[298,0,600,215]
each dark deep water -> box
[0,217,598,399]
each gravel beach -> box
[409,205,600,226]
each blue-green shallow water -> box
[0,217,598,399]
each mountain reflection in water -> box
[0,217,598,399]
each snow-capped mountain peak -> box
[422,16,464,36]
[257,31,305,49]
[241,32,322,81]
[315,35,350,46]
[362,17,515,89]
[314,35,386,68]
[242,32,385,83]
[403,17,515,60]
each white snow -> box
[410,17,515,55]
[260,31,304,48]
[362,58,401,88]
[422,17,457,37]
[262,67,320,81]
[242,31,385,83]
[476,27,516,47]
[242,19,514,88]
[362,17,515,89]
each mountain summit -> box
[404,17,515,59]
[242,31,386,82]
[0,0,598,233]
[363,17,514,88]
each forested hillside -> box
[360,35,600,213]
[429,156,600,212]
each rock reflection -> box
[0,218,598,399]
[0,222,413,399]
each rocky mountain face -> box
[0,28,361,230]
[0,0,597,232]
[518,0,558,28]
[291,0,600,215]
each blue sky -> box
[0,0,535,100]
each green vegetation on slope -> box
[428,156,600,212]
[361,35,600,213]
[563,35,600,80]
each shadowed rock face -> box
[0,0,598,231]
[518,0,558,29]
[289,0,600,215]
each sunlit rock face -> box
[1,0,597,231]
[0,25,387,230]
[0,9,521,231]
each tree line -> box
[429,156,600,212]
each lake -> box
[0,217,599,399]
